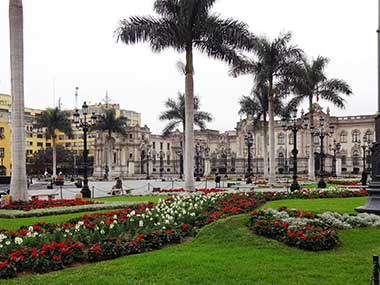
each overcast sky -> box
[0,0,377,134]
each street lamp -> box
[311,116,335,189]
[329,139,341,178]
[195,143,202,182]
[359,136,369,185]
[176,150,183,179]
[146,147,151,180]
[73,102,97,198]
[159,150,164,179]
[282,108,308,192]
[244,132,253,184]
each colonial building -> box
[93,104,376,178]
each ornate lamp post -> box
[282,109,308,192]
[159,150,164,179]
[329,139,341,178]
[244,132,253,184]
[311,116,335,189]
[195,143,202,181]
[146,147,151,180]
[359,136,369,185]
[73,102,97,198]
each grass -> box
[0,196,166,231]
[0,197,376,284]
[264,197,367,214]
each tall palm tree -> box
[36,108,73,178]
[239,82,285,177]
[93,108,128,179]
[231,32,302,183]
[115,0,255,190]
[159,92,212,138]
[286,56,352,180]
[9,0,27,201]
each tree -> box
[286,56,352,179]
[93,108,128,180]
[231,32,302,183]
[115,0,255,190]
[159,92,212,139]
[239,81,285,177]
[9,0,27,201]
[35,108,73,177]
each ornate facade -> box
[93,105,375,178]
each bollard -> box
[374,256,379,285]
[60,186,63,200]
[92,186,95,199]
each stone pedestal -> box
[128,161,135,177]
[204,159,211,176]
[336,158,342,177]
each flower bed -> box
[327,179,360,186]
[1,199,101,212]
[152,188,224,194]
[0,192,260,278]
[248,208,339,251]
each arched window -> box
[278,133,285,145]
[365,130,373,143]
[289,133,294,145]
[352,130,361,143]
[340,131,347,143]
[352,150,360,166]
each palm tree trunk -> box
[263,113,269,178]
[9,0,28,201]
[268,84,276,184]
[184,48,195,191]
[52,137,57,177]
[308,95,315,180]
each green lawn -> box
[0,196,166,231]
[0,197,377,284]
[264,197,367,214]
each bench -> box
[31,193,59,200]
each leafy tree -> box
[239,81,285,177]
[231,32,302,183]
[286,56,352,179]
[35,107,73,177]
[115,0,255,190]
[93,108,128,179]
[159,92,212,139]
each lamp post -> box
[176,150,183,179]
[311,116,335,189]
[159,150,164,179]
[329,139,341,178]
[146,147,151,180]
[282,108,308,192]
[244,132,253,184]
[73,102,97,198]
[195,143,202,182]
[360,137,369,185]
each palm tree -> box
[239,82,285,177]
[9,0,27,201]
[36,108,73,178]
[286,56,352,180]
[115,0,255,190]
[159,92,212,138]
[231,32,302,183]
[93,108,128,180]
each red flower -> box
[281,222,288,228]
[180,224,189,231]
[0,260,8,269]
[52,256,61,261]
[136,234,144,241]
[165,229,173,235]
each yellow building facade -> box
[0,93,141,175]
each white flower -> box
[5,241,10,246]
[100,229,105,234]
[110,224,114,229]
[139,220,144,227]
[14,237,23,245]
